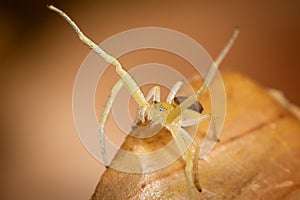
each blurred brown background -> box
[0,1,299,200]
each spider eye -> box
[159,106,167,112]
[153,100,158,104]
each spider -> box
[48,5,239,199]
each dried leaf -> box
[91,73,300,200]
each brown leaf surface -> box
[91,73,300,200]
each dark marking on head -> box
[173,96,203,113]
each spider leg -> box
[178,127,203,192]
[147,85,161,128]
[199,114,219,159]
[131,85,161,128]
[99,79,123,167]
[145,86,161,102]
[181,113,211,127]
[48,5,148,108]
[181,111,219,158]
[166,81,183,103]
[169,126,197,199]
[48,5,152,167]
[178,127,193,144]
[179,112,213,193]
[192,136,202,193]
[166,28,239,124]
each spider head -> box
[148,101,174,126]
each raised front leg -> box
[48,5,148,108]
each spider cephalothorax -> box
[148,101,174,126]
[48,5,239,199]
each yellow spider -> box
[48,5,239,199]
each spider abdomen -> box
[173,96,204,113]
